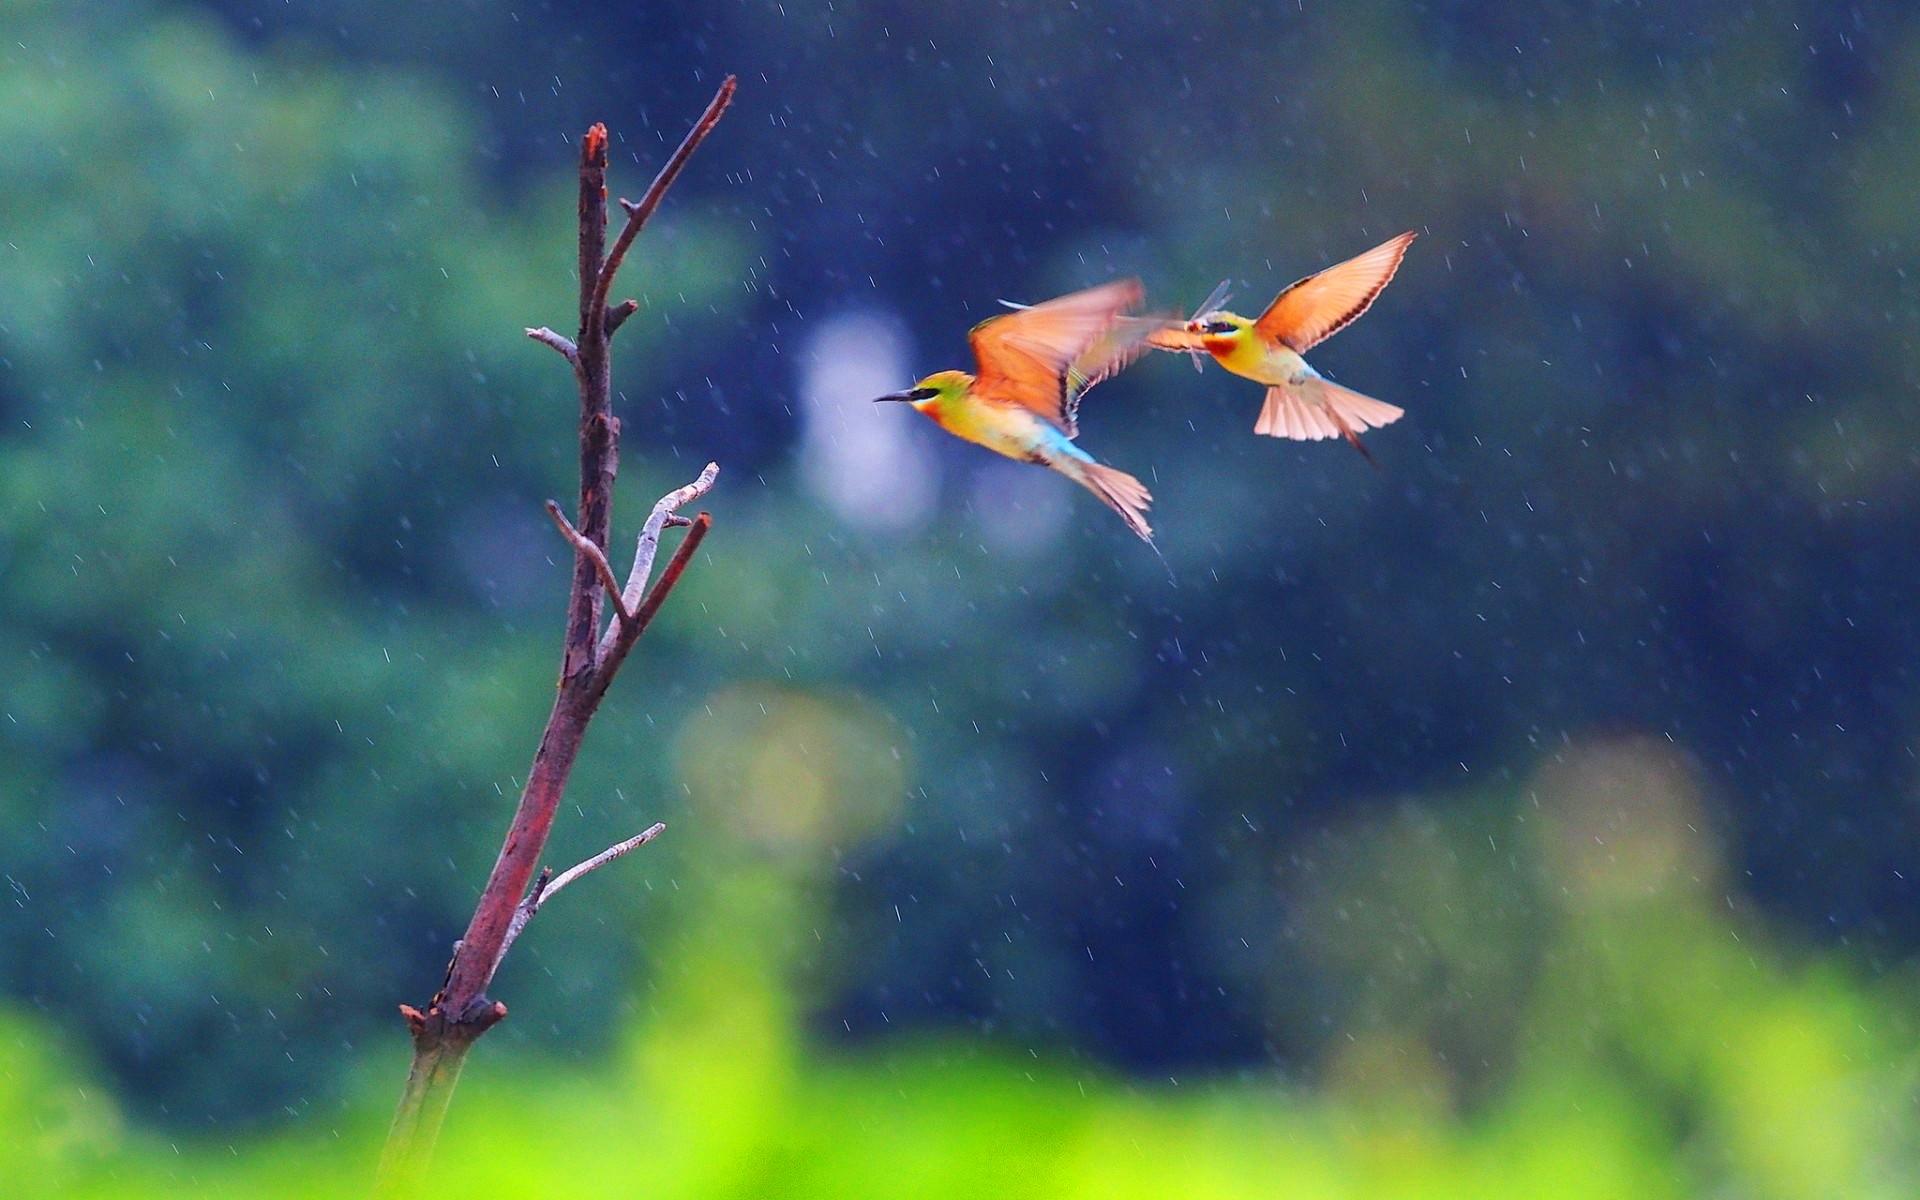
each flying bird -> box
[1151,231,1417,461]
[874,279,1167,544]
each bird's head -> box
[1188,310,1255,346]
[872,369,973,411]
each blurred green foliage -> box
[6,0,1920,1193]
[10,737,1920,1195]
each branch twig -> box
[634,512,711,636]
[545,500,633,626]
[597,511,712,688]
[587,77,737,334]
[597,463,719,663]
[525,326,579,362]
[488,822,668,985]
[544,822,667,899]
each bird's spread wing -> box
[968,278,1152,438]
[1253,231,1416,352]
[1067,313,1172,404]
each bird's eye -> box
[910,386,940,400]
[1204,321,1237,335]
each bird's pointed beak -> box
[871,390,918,404]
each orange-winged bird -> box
[874,279,1170,543]
[1151,231,1416,461]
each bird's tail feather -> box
[1073,461,1155,544]
[1254,379,1404,449]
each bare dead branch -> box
[525,325,579,361]
[545,499,634,628]
[380,84,734,1196]
[488,822,667,985]
[587,76,736,333]
[397,91,728,1042]
[400,93,727,1036]
[442,95,729,1020]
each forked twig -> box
[546,500,633,625]
[597,463,719,663]
[633,514,711,635]
[487,822,669,986]
[588,78,737,335]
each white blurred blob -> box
[799,311,937,534]
[968,459,1072,557]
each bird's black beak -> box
[873,387,935,404]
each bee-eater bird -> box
[874,279,1166,544]
[1151,231,1416,461]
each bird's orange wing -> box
[1075,313,1177,389]
[968,279,1149,438]
[1253,231,1416,352]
